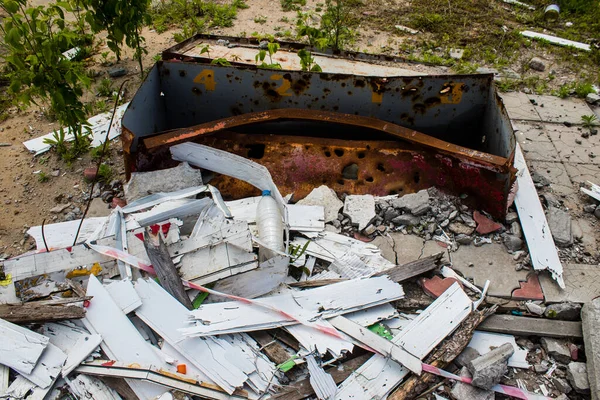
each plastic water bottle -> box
[256,190,284,261]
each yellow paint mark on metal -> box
[158,369,198,384]
[440,83,464,104]
[127,363,142,369]
[66,263,102,279]
[371,83,383,103]
[271,74,292,97]
[193,69,216,91]
[0,273,12,286]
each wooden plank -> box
[335,283,472,400]
[272,354,372,400]
[514,143,564,287]
[82,275,167,400]
[0,303,85,324]
[249,331,292,365]
[144,228,193,309]
[329,316,422,375]
[478,314,583,338]
[182,277,405,337]
[0,317,49,374]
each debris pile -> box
[0,143,597,400]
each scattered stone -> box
[510,221,522,238]
[383,207,400,222]
[50,203,70,214]
[440,218,449,228]
[125,162,204,202]
[456,234,473,245]
[505,211,519,224]
[582,131,590,139]
[541,337,572,364]
[391,189,430,216]
[553,377,572,394]
[449,48,465,60]
[525,302,546,315]
[343,195,376,230]
[363,224,377,236]
[83,167,97,181]
[584,204,597,213]
[586,93,600,105]
[595,207,600,220]
[467,343,514,390]
[502,233,523,252]
[216,39,230,46]
[111,197,127,209]
[541,192,560,207]
[391,213,420,227]
[448,222,475,236]
[545,302,582,321]
[531,171,550,187]
[567,362,590,394]
[529,57,546,71]
[534,363,549,373]
[576,138,583,145]
[341,163,358,179]
[64,212,76,221]
[473,211,503,235]
[461,213,477,228]
[51,170,60,177]
[546,207,573,247]
[108,67,127,78]
[455,347,481,368]
[451,367,494,400]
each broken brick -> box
[422,276,463,298]
[473,211,503,235]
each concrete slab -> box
[582,297,600,400]
[564,162,600,186]
[539,264,600,303]
[527,95,593,124]
[546,124,600,165]
[512,121,560,162]
[528,161,576,201]
[572,218,598,254]
[500,92,541,121]
[451,243,529,298]
[372,233,448,265]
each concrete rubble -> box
[467,342,514,390]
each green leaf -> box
[3,1,19,14]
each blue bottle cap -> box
[262,190,271,196]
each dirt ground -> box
[0,0,599,257]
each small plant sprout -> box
[582,114,598,129]
[210,58,232,66]
[298,49,322,72]
[38,172,50,183]
[256,42,282,69]
[254,15,267,24]
[97,78,114,97]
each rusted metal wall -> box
[122,57,515,218]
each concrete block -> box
[455,347,481,368]
[545,302,582,321]
[343,195,376,230]
[124,162,203,202]
[297,185,343,223]
[546,207,573,247]
[567,362,590,394]
[451,367,494,400]
[541,337,572,364]
[467,342,514,390]
[391,189,430,216]
[582,298,600,400]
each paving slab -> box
[527,95,593,124]
[451,243,529,298]
[564,162,600,187]
[545,124,600,165]
[528,161,577,201]
[539,264,600,303]
[572,218,598,254]
[500,92,541,121]
[512,121,560,162]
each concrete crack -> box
[418,240,426,260]
[388,233,399,265]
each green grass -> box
[37,172,50,183]
[254,15,267,24]
[280,0,306,11]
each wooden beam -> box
[0,303,85,324]
[478,314,583,338]
[250,331,291,365]
[144,228,193,310]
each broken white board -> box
[335,283,472,400]
[122,186,209,214]
[209,255,289,301]
[3,376,37,399]
[39,321,103,376]
[82,275,167,400]
[68,374,122,400]
[104,279,142,314]
[514,143,564,288]
[0,365,8,392]
[468,331,530,369]
[27,217,107,250]
[581,181,600,202]
[133,278,251,394]
[306,354,338,400]
[182,276,404,337]
[0,318,49,374]
[293,231,395,272]
[521,30,591,51]
[18,343,66,389]
[170,142,287,217]
[23,103,129,155]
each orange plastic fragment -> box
[176,364,187,374]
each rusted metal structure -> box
[122,35,516,218]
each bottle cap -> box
[262,190,271,196]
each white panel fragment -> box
[0,318,49,374]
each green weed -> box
[280,0,306,12]
[97,78,113,97]
[37,172,50,183]
[582,114,598,128]
[254,15,267,24]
